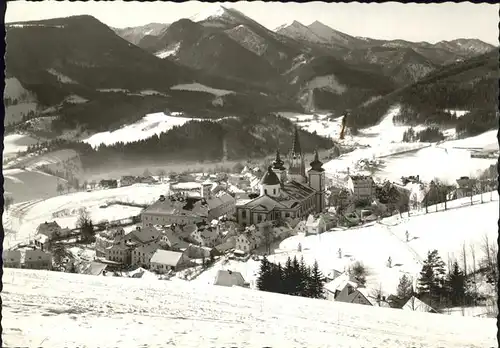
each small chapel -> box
[235,126,326,226]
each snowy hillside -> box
[3,268,496,348]
[82,111,234,148]
[198,193,498,299]
[3,134,39,157]
[4,182,170,249]
[280,106,497,183]
[4,168,66,205]
[170,83,235,97]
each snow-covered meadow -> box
[197,193,498,298]
[3,183,170,249]
[281,106,497,183]
[83,112,235,148]
[2,268,496,348]
[170,82,235,97]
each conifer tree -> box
[418,249,447,306]
[446,261,466,306]
[309,261,326,299]
[257,256,272,291]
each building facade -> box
[235,132,327,227]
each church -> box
[236,126,326,226]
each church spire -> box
[291,125,302,156]
[309,149,325,172]
[272,148,285,170]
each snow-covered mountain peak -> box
[190,5,229,22]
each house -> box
[456,176,478,198]
[402,296,438,313]
[33,234,50,251]
[214,236,236,254]
[184,244,215,259]
[120,176,138,187]
[305,215,327,235]
[24,250,53,270]
[235,232,262,254]
[141,194,210,227]
[100,179,118,189]
[294,220,307,236]
[324,273,359,301]
[139,176,158,184]
[334,283,373,306]
[2,250,21,268]
[106,244,132,265]
[36,221,62,238]
[95,228,125,257]
[131,243,160,268]
[214,270,248,287]
[150,249,190,273]
[189,225,221,247]
[81,262,108,276]
[347,175,375,202]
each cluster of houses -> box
[324,271,437,313]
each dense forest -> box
[22,113,333,170]
[346,50,498,135]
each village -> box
[3,128,497,316]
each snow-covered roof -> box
[150,250,184,267]
[214,270,246,287]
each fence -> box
[408,191,498,217]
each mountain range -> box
[4,5,498,165]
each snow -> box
[305,75,347,94]
[3,134,39,156]
[82,112,201,148]
[64,95,88,104]
[4,77,36,101]
[170,83,235,97]
[97,88,130,93]
[280,106,497,183]
[190,5,228,22]
[155,42,181,59]
[4,182,170,250]
[46,69,77,84]
[3,268,496,347]
[444,109,470,118]
[217,194,498,299]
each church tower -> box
[288,126,307,183]
[259,166,282,198]
[308,149,326,213]
[272,149,287,185]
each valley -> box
[2,3,498,347]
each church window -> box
[273,189,276,195]
[264,189,268,195]
[242,210,246,218]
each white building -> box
[150,249,190,273]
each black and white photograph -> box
[2,1,499,347]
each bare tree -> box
[460,242,467,278]
[157,169,166,183]
[469,243,478,301]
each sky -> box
[5,1,499,45]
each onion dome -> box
[260,165,281,185]
[309,150,325,172]
[272,149,286,170]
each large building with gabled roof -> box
[235,129,327,226]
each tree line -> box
[402,126,445,143]
[395,245,498,312]
[257,256,326,299]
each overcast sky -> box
[5,1,499,45]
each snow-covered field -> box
[3,133,39,156]
[198,194,498,298]
[4,183,170,249]
[83,112,234,148]
[170,82,235,97]
[4,168,65,205]
[281,106,497,183]
[3,268,496,348]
